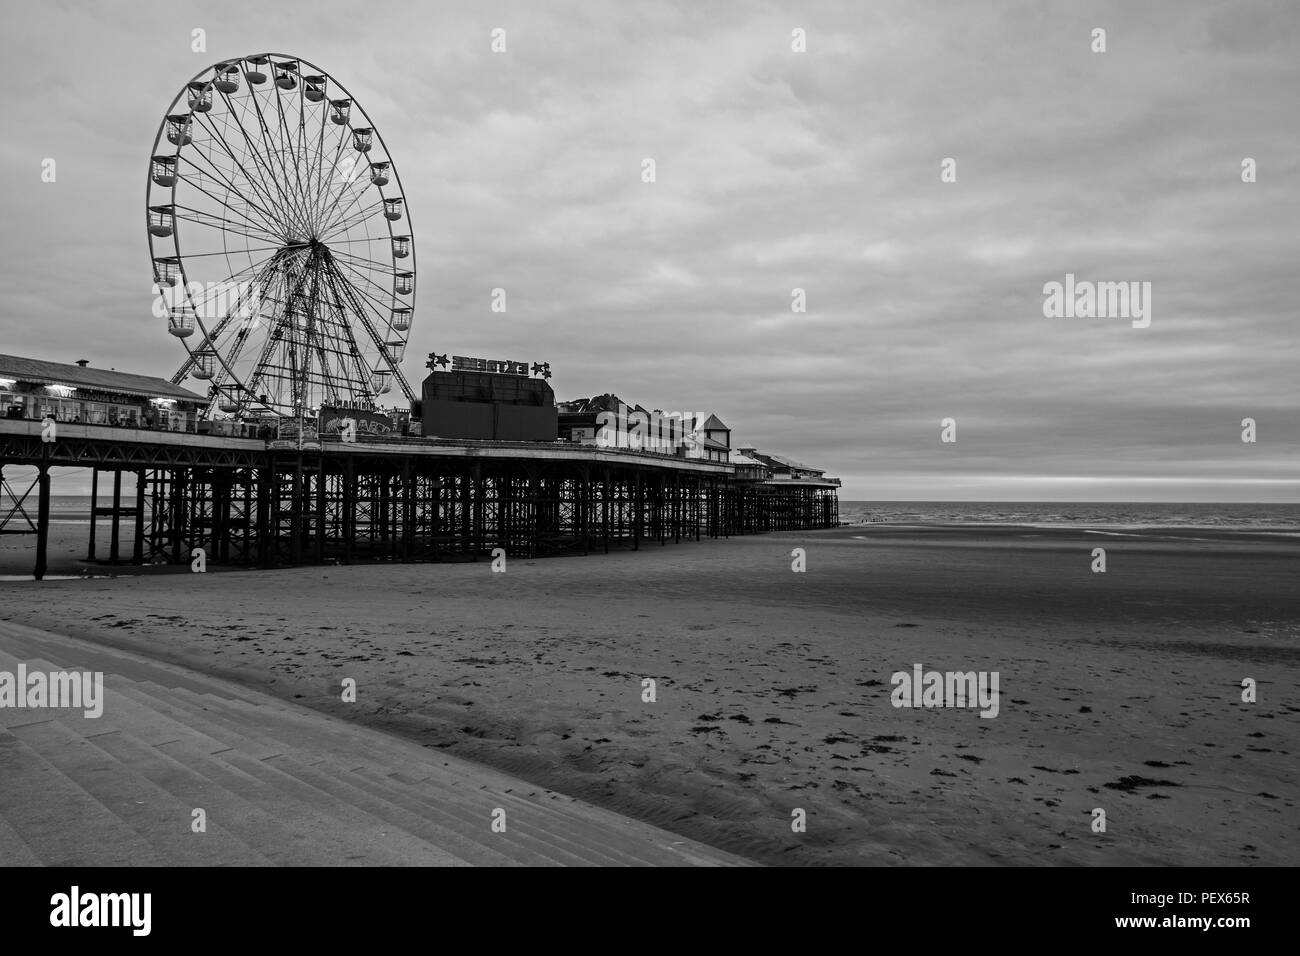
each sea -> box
[32,496,1300,532]
[838,501,1300,532]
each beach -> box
[2,522,1297,866]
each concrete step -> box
[76,680,268,780]
[0,727,167,866]
[0,648,99,729]
[256,752,529,866]
[127,689,646,864]
[214,696,737,865]
[101,685,471,864]
[143,681,742,865]
[7,718,271,866]
[0,805,43,866]
[194,747,470,866]
[381,768,738,867]
[201,694,665,864]
[0,621,261,702]
[113,680,289,760]
[85,728,377,866]
[116,683,607,863]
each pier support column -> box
[460,471,472,558]
[213,472,230,563]
[633,471,642,551]
[602,467,610,555]
[34,462,50,581]
[169,469,185,564]
[401,459,414,561]
[315,465,326,564]
[289,456,304,565]
[109,469,123,562]
[580,466,590,556]
[87,467,98,560]
[256,464,272,566]
[673,473,680,545]
[528,470,539,558]
[343,456,356,564]
[133,468,145,564]
[472,463,484,559]
[378,467,391,551]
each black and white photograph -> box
[0,0,1295,934]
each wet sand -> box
[2,523,1297,865]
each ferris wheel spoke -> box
[275,86,309,232]
[308,306,355,407]
[291,89,327,234]
[173,255,281,382]
[245,79,300,213]
[240,267,298,409]
[171,205,282,245]
[320,201,386,242]
[217,255,302,404]
[271,77,319,240]
[243,79,314,238]
[314,134,382,235]
[306,105,347,231]
[215,89,308,239]
[183,255,279,315]
[325,258,413,403]
[330,255,401,317]
[173,170,285,241]
[177,244,287,260]
[309,124,359,223]
[185,252,279,338]
[307,107,363,217]
[330,308,377,403]
[329,248,399,294]
[179,256,281,338]
[331,277,392,338]
[324,257,394,347]
[317,166,379,238]
[319,263,386,398]
[193,117,291,235]
[183,301,248,375]
[329,242,395,269]
[187,109,291,234]
[330,275,398,329]
[322,231,390,247]
[291,94,329,238]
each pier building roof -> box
[0,353,204,403]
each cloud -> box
[0,0,1295,501]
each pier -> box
[0,419,840,579]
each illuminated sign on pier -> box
[427,353,551,379]
[453,356,529,375]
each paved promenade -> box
[0,620,750,867]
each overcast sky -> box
[1,0,1296,500]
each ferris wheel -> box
[146,53,416,420]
